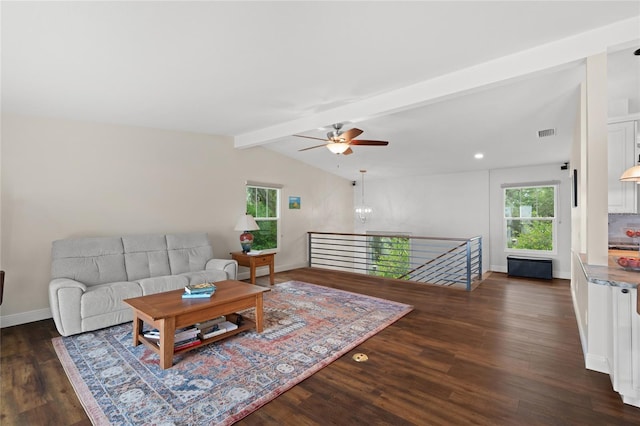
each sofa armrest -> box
[205,259,238,280]
[49,278,87,337]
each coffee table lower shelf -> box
[136,313,254,358]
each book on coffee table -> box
[195,315,226,330]
[182,290,215,299]
[184,282,217,294]
[199,321,238,339]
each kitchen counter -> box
[578,250,640,289]
[573,250,640,407]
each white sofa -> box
[49,232,237,336]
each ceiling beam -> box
[234,16,639,149]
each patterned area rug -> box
[52,281,413,425]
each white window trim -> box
[503,183,558,256]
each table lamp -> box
[234,213,260,253]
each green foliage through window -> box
[504,185,555,252]
[246,186,279,251]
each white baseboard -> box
[622,393,640,408]
[585,353,610,374]
[0,307,52,328]
[491,265,507,273]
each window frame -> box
[503,183,558,255]
[245,183,281,253]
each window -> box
[504,184,557,253]
[245,184,280,251]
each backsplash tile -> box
[609,213,640,243]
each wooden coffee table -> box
[123,280,270,369]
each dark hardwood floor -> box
[2,269,639,425]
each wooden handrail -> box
[307,231,476,243]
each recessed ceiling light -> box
[474,153,484,159]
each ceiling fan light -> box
[327,143,349,154]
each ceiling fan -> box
[294,123,389,155]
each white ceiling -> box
[2,1,639,181]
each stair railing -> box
[307,232,482,291]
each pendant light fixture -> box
[620,155,640,182]
[354,169,372,223]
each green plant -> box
[368,236,411,279]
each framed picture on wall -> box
[289,196,301,209]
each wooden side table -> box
[230,252,276,285]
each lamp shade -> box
[234,214,260,231]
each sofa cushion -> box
[122,234,171,281]
[180,270,228,285]
[82,309,133,333]
[81,281,142,317]
[52,237,127,286]
[167,233,213,275]
[137,275,189,295]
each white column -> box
[586,52,609,266]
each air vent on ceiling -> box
[537,128,556,138]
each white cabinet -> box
[611,286,640,407]
[608,121,637,213]
[576,253,640,407]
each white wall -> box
[0,113,576,327]
[489,164,572,278]
[0,114,353,325]
[354,164,572,279]
[354,170,491,272]
[608,46,640,116]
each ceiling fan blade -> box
[349,140,389,146]
[342,147,354,155]
[293,134,329,142]
[339,128,363,142]
[298,143,328,152]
